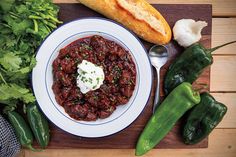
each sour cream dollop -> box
[77,60,105,94]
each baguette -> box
[78,0,172,45]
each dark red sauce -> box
[52,35,136,121]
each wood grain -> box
[19,0,236,156]
[212,18,236,54]
[212,93,236,128]
[58,4,212,34]
[24,129,236,157]
[56,3,236,55]
[35,4,211,149]
[53,0,236,17]
[210,56,236,92]
[16,151,24,157]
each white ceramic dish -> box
[32,18,152,137]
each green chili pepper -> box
[7,111,37,151]
[164,41,236,94]
[135,82,200,156]
[27,103,50,148]
[183,92,227,144]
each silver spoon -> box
[148,45,169,114]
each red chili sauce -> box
[52,35,136,121]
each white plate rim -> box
[32,17,153,137]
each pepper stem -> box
[193,84,209,93]
[26,144,43,152]
[208,41,236,53]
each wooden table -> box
[19,0,236,157]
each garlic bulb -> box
[173,19,207,47]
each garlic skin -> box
[173,19,208,47]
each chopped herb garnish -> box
[96,77,100,84]
[112,66,122,76]
[81,43,92,50]
[89,78,93,84]
[113,78,118,84]
[110,97,114,101]
[75,58,81,63]
[61,77,66,82]
[92,85,97,89]
[81,76,86,82]
[65,54,70,60]
[58,65,62,71]
[81,71,87,75]
[81,53,89,59]
[128,79,135,85]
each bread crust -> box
[78,0,172,45]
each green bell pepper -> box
[183,92,227,144]
[135,82,200,156]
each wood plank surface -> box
[53,0,236,17]
[18,0,236,157]
[210,56,236,91]
[53,1,236,55]
[212,18,236,54]
[16,151,24,157]
[37,3,211,149]
[24,129,236,157]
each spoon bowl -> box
[149,45,168,66]
[148,45,169,113]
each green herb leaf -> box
[0,52,22,71]
[0,0,15,12]
[0,83,35,103]
[0,0,61,110]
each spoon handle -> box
[153,68,160,114]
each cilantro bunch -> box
[0,0,62,110]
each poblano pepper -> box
[135,82,200,156]
[164,41,236,94]
[183,92,227,144]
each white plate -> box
[32,18,152,137]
